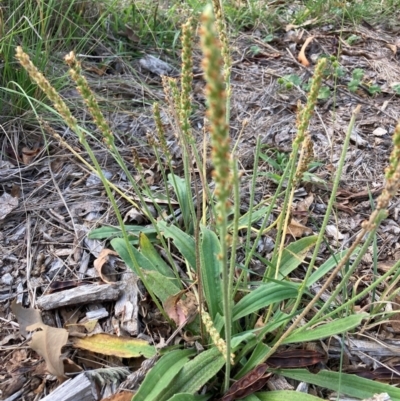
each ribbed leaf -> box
[142,270,181,304]
[158,221,196,269]
[256,390,325,401]
[89,225,157,242]
[277,369,400,401]
[134,349,195,401]
[200,225,223,319]
[273,236,317,279]
[139,232,178,281]
[306,247,360,287]
[168,174,191,231]
[283,313,368,344]
[233,282,298,321]
[168,394,209,401]
[158,347,225,400]
[111,238,155,275]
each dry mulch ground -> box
[1,21,400,400]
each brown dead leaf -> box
[295,193,314,224]
[164,290,198,326]
[27,322,68,381]
[101,391,135,401]
[298,36,314,66]
[220,364,271,401]
[386,43,397,54]
[10,184,21,198]
[11,300,43,337]
[21,146,41,164]
[93,249,119,283]
[287,218,313,238]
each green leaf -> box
[112,239,180,303]
[89,225,157,242]
[233,206,271,231]
[233,282,299,321]
[273,236,317,279]
[352,68,364,80]
[112,238,157,274]
[139,232,177,281]
[168,174,191,231]
[168,394,209,401]
[158,347,225,400]
[235,342,271,379]
[243,395,261,401]
[307,247,360,287]
[277,369,400,401]
[283,313,368,344]
[256,390,324,401]
[158,221,196,269]
[133,349,195,401]
[200,225,223,319]
[143,270,181,304]
[317,86,330,99]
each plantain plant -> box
[15,2,400,400]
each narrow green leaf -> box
[168,394,209,401]
[158,221,196,269]
[134,349,195,401]
[277,369,400,401]
[256,390,325,401]
[158,347,225,400]
[139,232,177,281]
[168,173,191,230]
[235,342,271,379]
[233,206,270,231]
[273,236,317,279]
[306,247,360,287]
[200,225,223,319]
[243,395,261,401]
[89,225,157,241]
[233,282,298,321]
[283,313,368,344]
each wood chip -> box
[36,283,123,310]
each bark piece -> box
[39,372,97,401]
[37,283,123,310]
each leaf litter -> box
[1,13,400,401]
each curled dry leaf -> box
[93,248,119,283]
[27,323,68,381]
[164,290,198,326]
[287,218,313,238]
[21,146,41,164]
[298,36,314,66]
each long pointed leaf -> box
[256,390,325,401]
[233,282,298,321]
[272,236,317,279]
[158,347,225,400]
[200,225,223,319]
[139,232,178,282]
[283,313,368,344]
[277,369,400,401]
[158,221,196,269]
[134,349,195,401]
